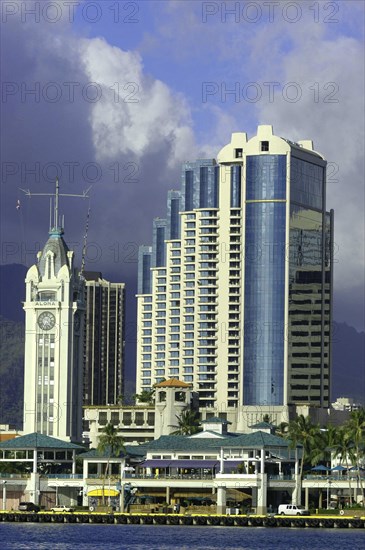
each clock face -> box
[37,311,56,331]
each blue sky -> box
[1,0,364,334]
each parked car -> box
[278,504,310,516]
[50,505,74,512]
[18,502,40,512]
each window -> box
[260,141,269,151]
[235,148,243,158]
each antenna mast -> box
[20,179,92,234]
[80,206,91,275]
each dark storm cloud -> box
[0,7,195,286]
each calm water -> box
[0,524,364,550]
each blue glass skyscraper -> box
[136,126,333,424]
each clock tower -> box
[22,181,86,442]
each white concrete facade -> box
[23,232,84,442]
[136,125,332,422]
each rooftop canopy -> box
[0,432,83,450]
[154,378,192,388]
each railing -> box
[303,474,365,480]
[0,473,30,479]
[268,475,294,481]
[46,474,83,479]
[86,474,121,480]
[126,473,215,480]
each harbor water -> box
[0,523,364,550]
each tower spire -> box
[20,179,92,236]
[54,177,60,231]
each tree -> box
[318,424,339,468]
[346,408,365,504]
[171,410,201,435]
[133,388,155,404]
[97,423,125,506]
[275,421,288,438]
[332,426,356,506]
[286,415,322,478]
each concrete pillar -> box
[120,482,125,513]
[2,481,7,510]
[305,487,309,510]
[166,486,170,504]
[319,490,322,509]
[260,449,265,474]
[220,448,224,474]
[82,483,88,507]
[30,473,40,504]
[216,486,226,515]
[83,460,88,480]
[256,474,267,515]
[33,449,37,473]
[293,451,301,505]
[72,450,76,474]
[292,475,301,505]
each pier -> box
[1,511,364,528]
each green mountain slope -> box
[0,316,24,427]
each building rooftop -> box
[38,234,70,277]
[0,432,83,450]
[128,431,295,455]
[154,378,192,388]
[248,421,275,429]
[202,417,232,425]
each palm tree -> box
[97,423,125,506]
[332,426,356,506]
[171,410,201,435]
[133,388,155,404]
[286,415,321,478]
[276,421,289,438]
[346,408,365,504]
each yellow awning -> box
[87,489,119,497]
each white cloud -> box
[78,37,196,166]
[250,24,365,296]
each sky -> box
[1,0,364,371]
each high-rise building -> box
[136,125,333,427]
[83,272,125,406]
[23,199,85,442]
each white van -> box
[278,504,309,516]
